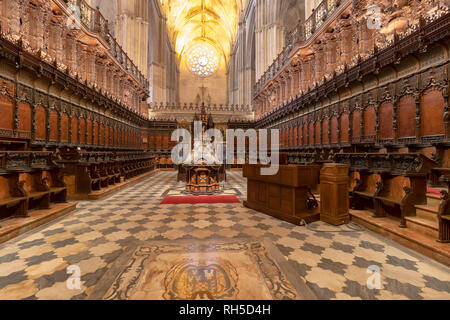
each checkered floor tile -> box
[0,171,449,300]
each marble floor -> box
[0,171,449,300]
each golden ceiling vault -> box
[159,0,246,67]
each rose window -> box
[188,45,219,77]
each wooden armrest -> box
[0,197,27,207]
[375,196,401,205]
[50,187,66,194]
[29,191,50,200]
[354,191,375,198]
[441,215,450,221]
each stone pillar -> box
[320,163,350,226]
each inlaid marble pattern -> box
[88,239,313,300]
[0,171,449,300]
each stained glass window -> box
[188,45,219,77]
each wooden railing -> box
[61,0,147,88]
[254,0,348,95]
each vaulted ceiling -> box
[159,0,246,64]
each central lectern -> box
[243,164,321,225]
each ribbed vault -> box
[159,0,246,65]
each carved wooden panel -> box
[421,90,445,136]
[100,125,105,145]
[366,174,381,193]
[18,102,31,133]
[289,128,293,146]
[331,117,338,143]
[150,136,155,148]
[87,120,93,144]
[94,122,99,145]
[388,176,411,202]
[79,119,86,143]
[156,135,162,148]
[303,125,307,146]
[378,102,394,139]
[340,114,349,142]
[71,118,78,143]
[49,110,58,141]
[163,135,169,149]
[103,126,108,145]
[0,177,11,199]
[293,127,298,146]
[35,106,46,140]
[352,110,361,138]
[363,106,376,136]
[309,123,314,145]
[315,122,321,145]
[0,96,14,131]
[398,96,416,138]
[322,119,329,144]
[61,114,69,142]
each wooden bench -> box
[0,173,28,219]
[374,176,418,226]
[98,163,110,188]
[352,172,382,211]
[21,172,51,210]
[335,153,435,228]
[89,163,101,191]
[0,151,68,221]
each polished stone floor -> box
[0,171,449,300]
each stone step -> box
[405,216,439,239]
[426,193,442,208]
[415,204,439,223]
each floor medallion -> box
[88,239,316,300]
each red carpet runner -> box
[160,195,241,205]
[427,187,444,195]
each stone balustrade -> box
[149,102,254,113]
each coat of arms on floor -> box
[88,238,317,300]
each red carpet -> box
[160,195,241,205]
[427,187,443,195]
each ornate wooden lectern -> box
[243,164,320,225]
[320,163,350,226]
[185,165,221,193]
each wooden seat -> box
[354,191,375,198]
[0,174,28,219]
[335,153,433,229]
[352,173,381,211]
[21,172,51,210]
[373,175,422,228]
